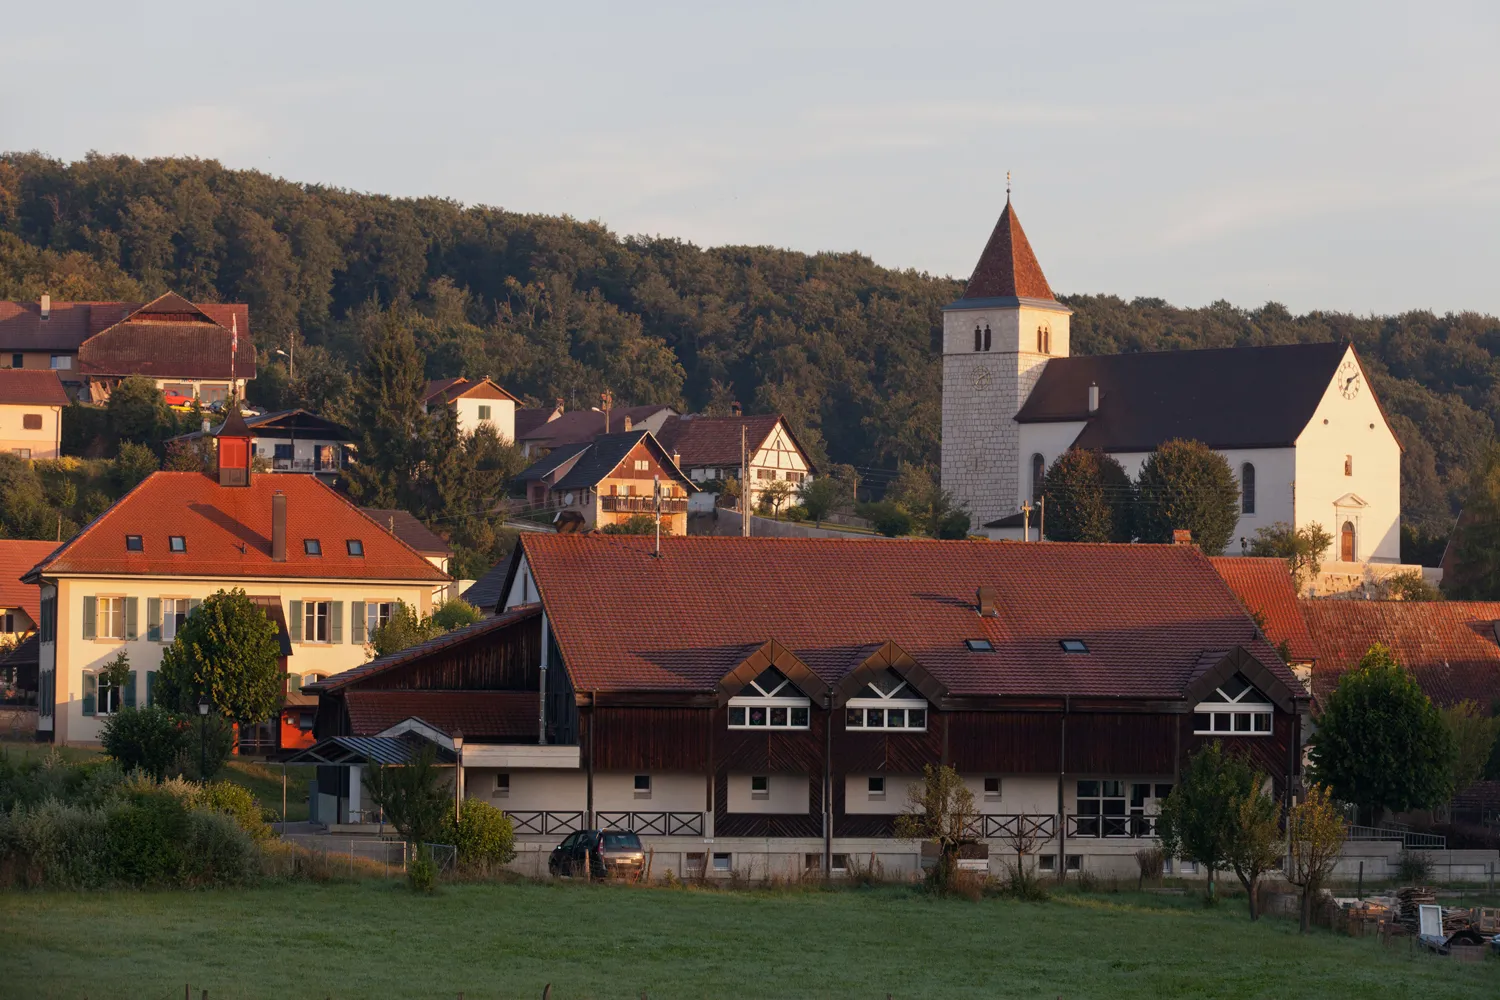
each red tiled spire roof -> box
[961,200,1056,301]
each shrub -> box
[1395,849,1436,884]
[1001,862,1051,901]
[104,790,189,884]
[100,705,187,780]
[430,598,483,632]
[408,844,438,893]
[113,440,160,491]
[443,800,516,869]
[181,809,257,885]
[857,501,913,537]
[196,780,271,841]
[4,800,110,888]
[177,714,236,781]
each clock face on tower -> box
[972,366,993,391]
[1337,359,1362,399]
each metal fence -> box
[1346,824,1447,850]
[273,836,457,876]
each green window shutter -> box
[289,600,303,642]
[330,601,344,644]
[351,602,366,644]
[82,596,96,640]
[288,672,302,696]
[147,597,161,641]
[187,598,202,616]
[124,670,137,709]
[146,670,156,707]
[82,671,96,716]
[125,597,139,640]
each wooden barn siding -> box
[589,707,712,771]
[1065,714,1179,775]
[713,770,823,839]
[830,711,945,773]
[946,712,1064,773]
[1182,708,1299,791]
[357,618,541,691]
[715,706,826,773]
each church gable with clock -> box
[941,200,1402,566]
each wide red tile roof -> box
[25,472,449,583]
[655,413,799,470]
[1299,600,1500,707]
[960,200,1056,302]
[0,369,70,407]
[0,295,250,375]
[361,508,451,557]
[344,689,539,740]
[520,535,1295,699]
[0,540,58,622]
[1210,557,1318,662]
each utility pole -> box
[741,424,750,537]
[600,389,613,434]
[1038,496,1045,540]
[653,475,662,558]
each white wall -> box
[726,772,809,814]
[454,397,516,442]
[470,768,587,811]
[592,772,705,812]
[1015,420,1088,514]
[844,773,921,814]
[1294,347,1401,563]
[501,555,533,610]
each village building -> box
[170,408,355,478]
[654,412,816,512]
[515,430,695,535]
[422,377,521,441]
[0,292,253,403]
[0,540,59,643]
[943,200,1403,568]
[515,402,678,458]
[0,369,68,460]
[1209,556,1319,694]
[295,535,1306,877]
[25,414,450,747]
[359,508,458,603]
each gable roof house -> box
[655,412,817,513]
[0,368,69,459]
[942,199,1405,579]
[26,420,449,747]
[0,539,59,640]
[172,408,355,478]
[295,534,1306,871]
[422,377,522,442]
[0,292,253,404]
[514,402,678,457]
[515,430,697,535]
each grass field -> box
[4,880,1495,1000]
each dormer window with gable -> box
[845,669,928,731]
[728,667,810,730]
[1192,674,1272,735]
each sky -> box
[2,1,1497,315]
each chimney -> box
[1087,383,1099,414]
[272,491,287,561]
[671,450,681,468]
[731,401,742,417]
[555,397,564,414]
[976,585,998,617]
[39,294,50,320]
[623,416,633,432]
[1172,529,1193,546]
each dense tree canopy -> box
[1,153,1494,554]
[1040,449,1132,543]
[1134,439,1242,555]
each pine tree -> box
[345,307,429,509]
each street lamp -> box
[197,699,210,781]
[274,344,294,380]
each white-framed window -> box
[633,459,650,472]
[1192,674,1273,735]
[711,852,732,872]
[830,853,849,873]
[12,448,30,459]
[1039,854,1057,872]
[727,667,810,730]
[750,775,770,800]
[477,405,492,421]
[366,601,396,636]
[50,354,71,370]
[99,596,125,640]
[304,601,330,643]
[845,669,927,731]
[493,773,510,798]
[983,777,1001,799]
[96,672,122,715]
[161,598,190,641]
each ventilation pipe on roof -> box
[1088,383,1099,414]
[272,491,287,562]
[976,585,998,617]
[39,294,50,321]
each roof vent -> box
[39,294,50,321]
[1172,529,1194,546]
[976,585,998,617]
[1087,383,1099,414]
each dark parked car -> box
[547,829,645,878]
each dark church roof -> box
[957,200,1057,303]
[1015,342,1355,452]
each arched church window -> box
[1240,463,1255,515]
[1036,326,1044,353]
[1031,453,1045,503]
[974,325,982,352]
[1341,521,1356,563]
[983,325,992,351]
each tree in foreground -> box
[1378,570,1444,602]
[1156,741,1245,902]
[100,705,187,781]
[796,475,847,527]
[1134,439,1241,554]
[1310,643,1456,821]
[599,513,656,536]
[155,588,282,726]
[1224,779,1283,920]
[1246,521,1332,590]
[1040,449,1133,542]
[363,744,449,845]
[887,462,968,538]
[1285,784,1347,933]
[893,764,979,893]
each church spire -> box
[960,198,1055,302]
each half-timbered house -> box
[298,534,1307,878]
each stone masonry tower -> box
[940,197,1072,528]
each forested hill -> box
[1,152,1493,541]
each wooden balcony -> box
[601,495,688,514]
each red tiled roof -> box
[25,472,449,583]
[0,540,58,622]
[517,405,677,448]
[1210,557,1318,662]
[344,689,539,740]
[520,535,1294,698]
[422,377,520,405]
[961,200,1056,301]
[311,606,542,692]
[0,295,250,376]
[361,508,452,557]
[654,413,789,469]
[0,369,69,407]
[1299,600,1500,708]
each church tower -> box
[940,196,1072,528]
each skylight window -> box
[346,539,364,557]
[169,536,186,553]
[965,639,994,652]
[1059,639,1089,653]
[304,539,322,556]
[125,535,143,551]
